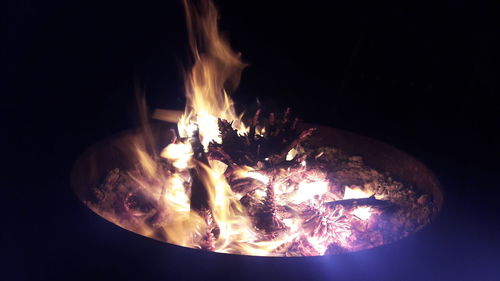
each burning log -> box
[75,0,441,257]
[324,195,394,209]
[189,128,210,211]
[81,121,438,256]
[188,128,223,251]
[83,113,437,257]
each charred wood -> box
[324,195,394,209]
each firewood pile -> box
[86,110,436,256]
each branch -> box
[324,195,394,209]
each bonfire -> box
[75,0,439,256]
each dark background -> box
[2,0,499,280]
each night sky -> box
[2,0,499,280]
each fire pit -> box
[72,120,442,256]
[71,0,442,257]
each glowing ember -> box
[352,206,372,221]
[77,0,439,257]
[343,186,373,200]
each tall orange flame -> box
[179,0,247,147]
[131,0,379,256]
[159,0,287,255]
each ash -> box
[87,111,436,256]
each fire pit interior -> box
[71,0,442,256]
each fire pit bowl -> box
[71,122,443,256]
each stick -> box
[324,195,393,208]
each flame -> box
[160,174,207,248]
[352,206,372,220]
[174,0,260,252]
[157,0,285,254]
[286,148,298,161]
[160,141,193,169]
[289,180,330,204]
[127,0,381,256]
[343,186,374,221]
[234,166,270,185]
[178,0,247,147]
[343,185,373,200]
[133,142,158,178]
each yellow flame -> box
[196,161,263,253]
[289,180,330,204]
[179,0,247,147]
[133,142,157,178]
[352,206,372,220]
[286,148,298,161]
[160,141,193,169]
[343,185,373,199]
[234,166,270,185]
[159,174,209,248]
[130,0,381,256]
